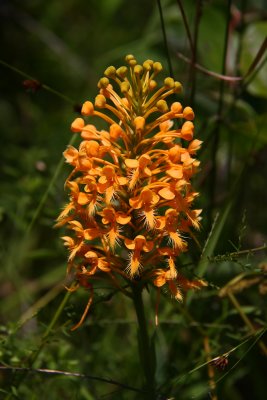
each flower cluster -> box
[57,55,205,319]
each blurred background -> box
[0,0,267,399]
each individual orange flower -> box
[100,206,131,249]
[97,165,128,204]
[155,209,187,250]
[124,235,154,276]
[125,154,152,190]
[129,188,159,229]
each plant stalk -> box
[131,284,156,399]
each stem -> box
[203,336,218,400]
[157,0,174,78]
[189,0,202,107]
[208,0,232,229]
[131,284,156,399]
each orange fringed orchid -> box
[56,55,206,328]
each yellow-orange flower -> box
[57,55,204,327]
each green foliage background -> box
[0,0,267,399]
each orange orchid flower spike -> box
[56,55,204,329]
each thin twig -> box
[0,59,75,105]
[203,336,218,400]
[157,0,174,77]
[0,366,145,394]
[209,0,232,229]
[210,244,267,262]
[243,37,267,79]
[176,52,242,81]
[189,0,203,106]
[176,0,194,54]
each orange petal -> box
[63,146,78,164]
[159,119,173,132]
[84,251,98,259]
[188,139,202,154]
[125,158,139,168]
[167,167,183,179]
[155,216,165,229]
[116,213,131,224]
[84,140,99,157]
[77,192,90,205]
[81,124,98,140]
[129,196,141,209]
[153,275,166,287]
[118,176,128,185]
[98,259,111,272]
[158,187,175,200]
[124,238,135,250]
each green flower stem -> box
[131,284,156,399]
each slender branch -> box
[189,0,202,106]
[243,37,267,79]
[208,0,232,228]
[176,52,242,81]
[156,0,174,77]
[203,336,218,400]
[0,59,75,105]
[0,366,145,394]
[209,244,267,262]
[176,0,194,54]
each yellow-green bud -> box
[153,62,163,73]
[156,100,168,113]
[174,81,182,93]
[149,80,157,91]
[143,60,153,71]
[125,54,135,62]
[116,66,128,79]
[97,77,110,89]
[134,65,143,75]
[128,59,137,67]
[164,77,174,88]
[104,66,116,78]
[120,81,130,93]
